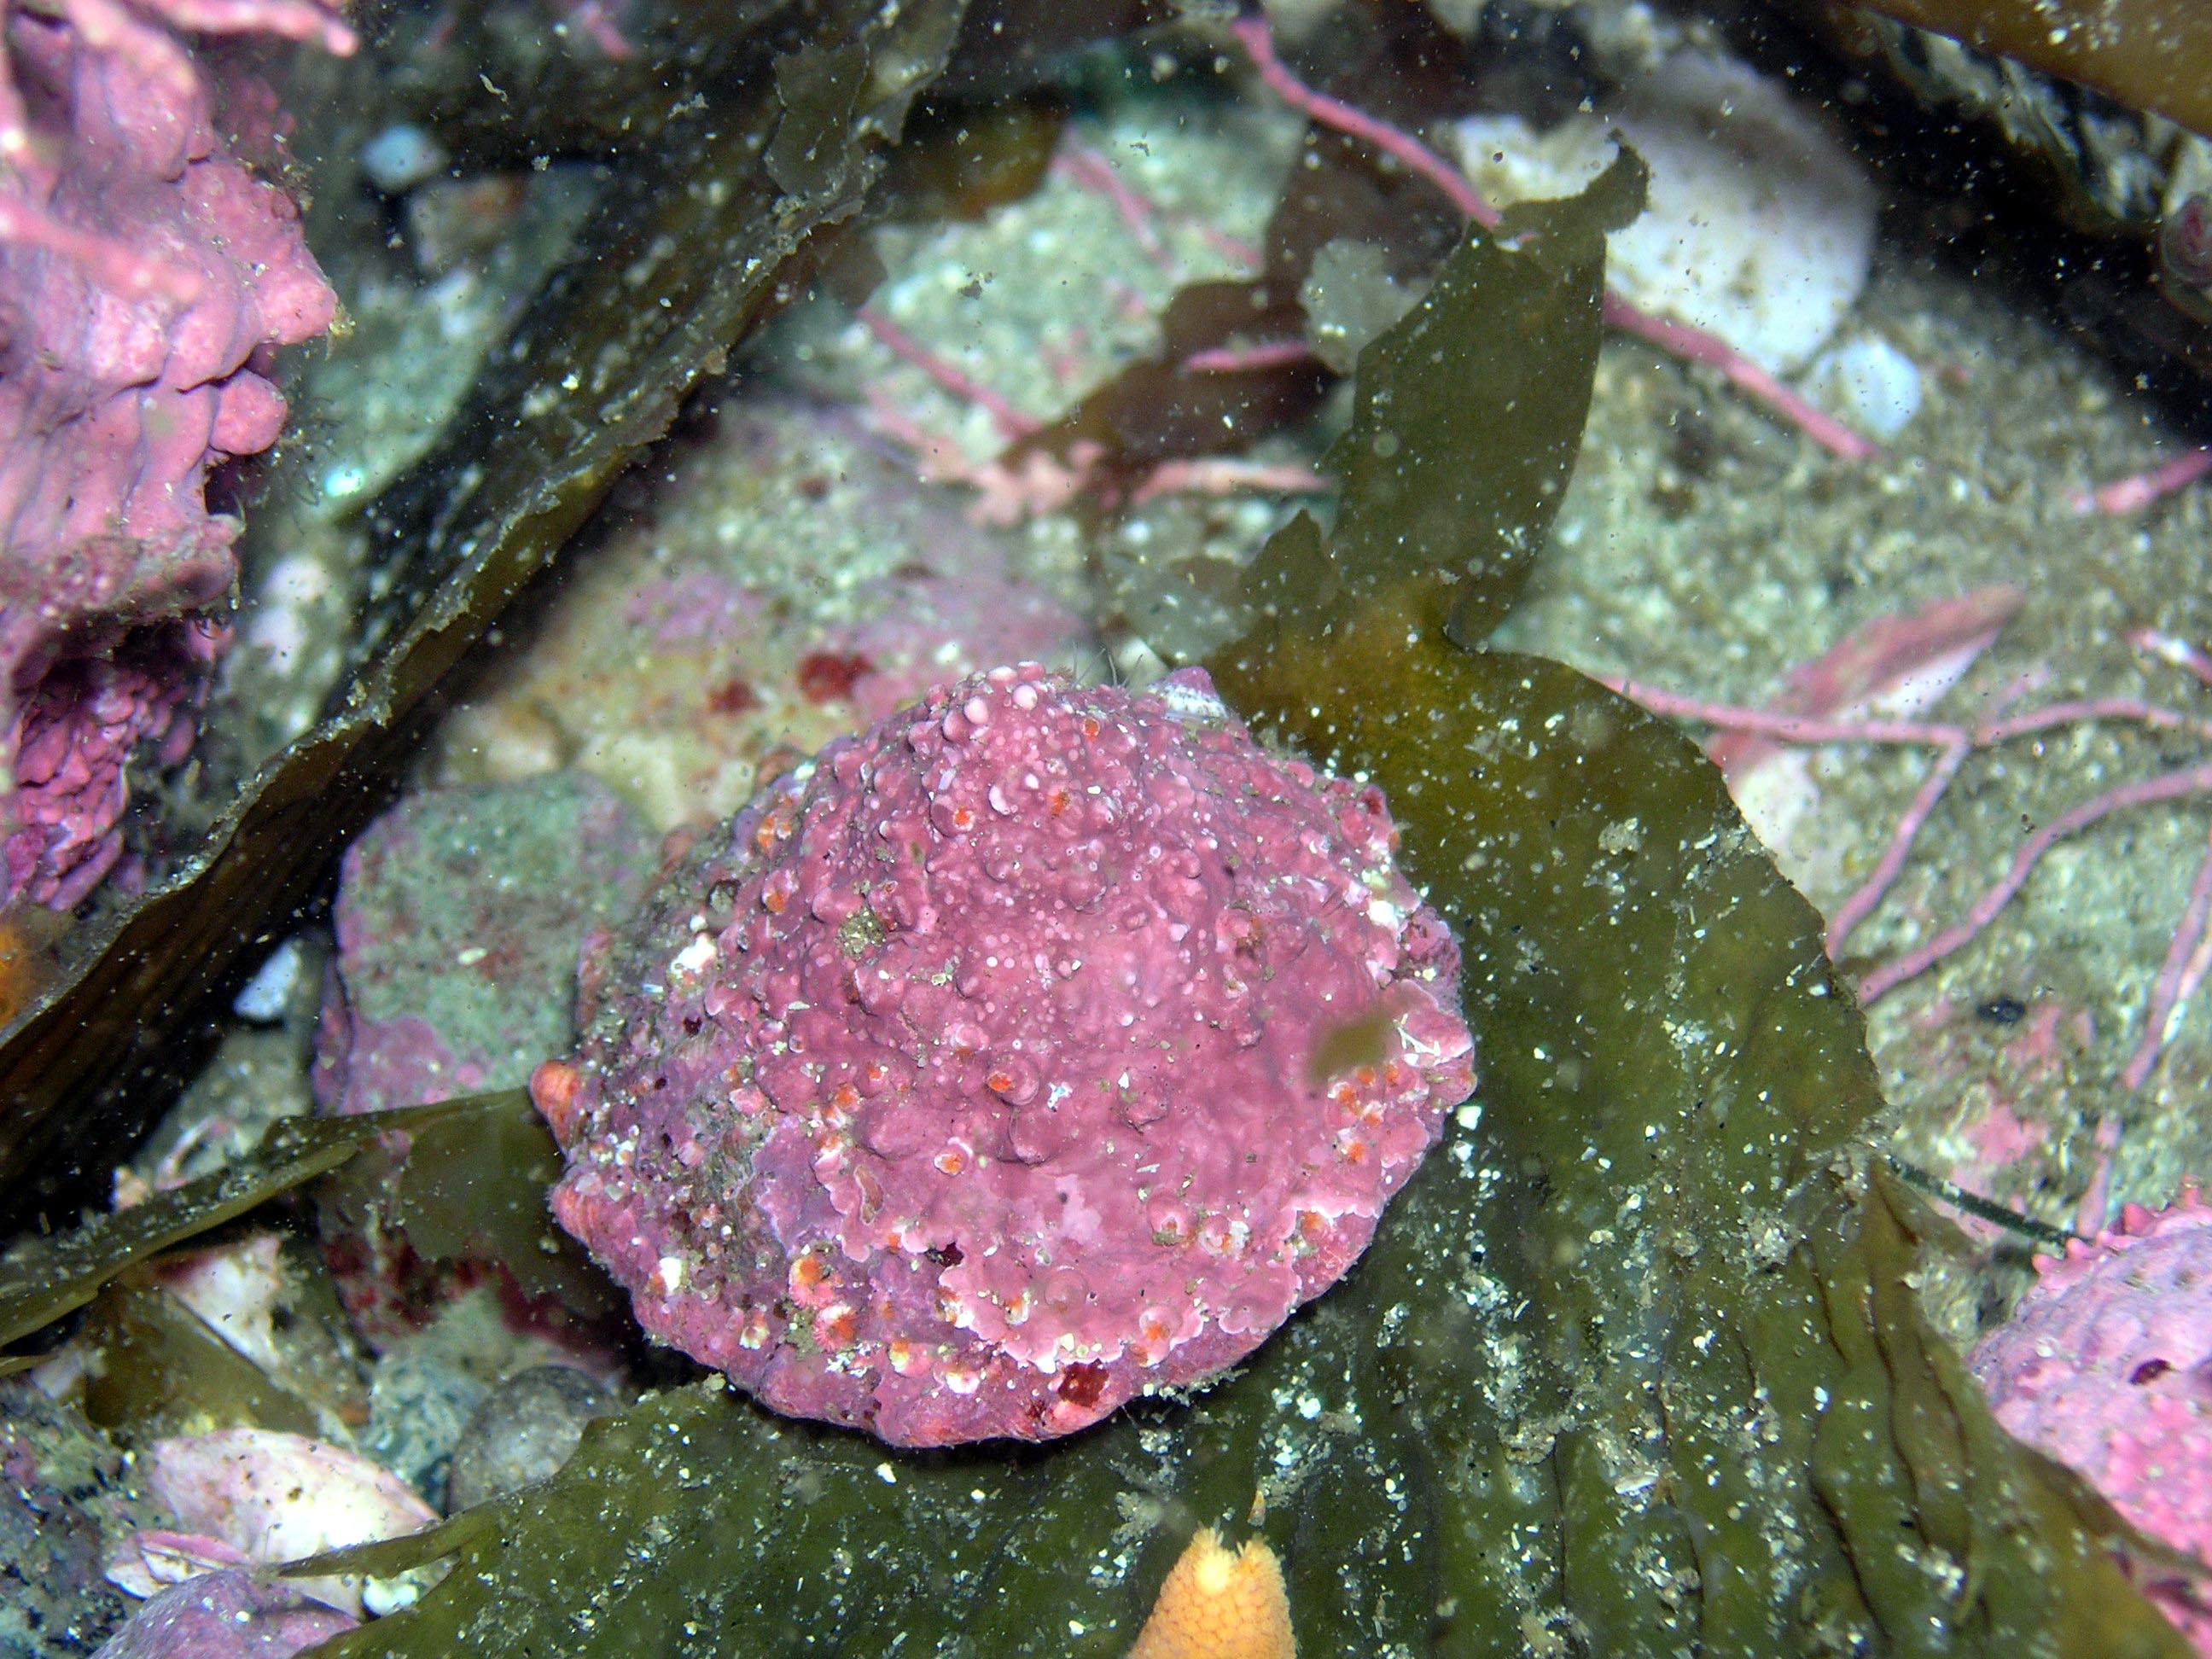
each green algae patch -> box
[0,1093,518,1355]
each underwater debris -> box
[535,662,1475,1446]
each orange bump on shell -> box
[529,1059,585,1143]
[1126,1528,1295,1659]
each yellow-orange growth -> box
[1126,1528,1295,1659]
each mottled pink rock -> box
[0,0,349,906]
[536,663,1476,1446]
[92,1569,355,1659]
[1970,1187,2212,1652]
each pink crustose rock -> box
[1970,1186,2212,1652]
[0,0,351,907]
[92,1569,354,1659]
[533,663,1476,1446]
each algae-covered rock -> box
[313,774,653,1121]
[311,773,654,1348]
[0,1377,136,1656]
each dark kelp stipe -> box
[0,0,969,1234]
[268,167,2189,1656]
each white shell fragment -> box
[140,1429,439,1615]
[1453,48,1878,377]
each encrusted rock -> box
[445,1365,614,1511]
[315,772,657,1121]
[90,1569,352,1659]
[1970,1186,2212,1653]
[0,1377,136,1656]
[312,772,655,1351]
[535,664,1475,1446]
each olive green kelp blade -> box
[1199,166,2183,1656]
[1205,630,2185,1656]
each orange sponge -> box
[1126,1528,1295,1659]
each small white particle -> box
[231,937,304,1022]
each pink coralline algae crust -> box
[2,597,226,907]
[536,663,1476,1447]
[0,0,347,907]
[92,1569,355,1659]
[1970,1187,2212,1651]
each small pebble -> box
[358,123,447,195]
[360,1353,487,1505]
[445,1366,614,1511]
[230,937,304,1023]
[1805,335,1924,440]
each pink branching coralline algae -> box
[1970,1188,2212,1653]
[533,663,1476,1446]
[0,0,350,907]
